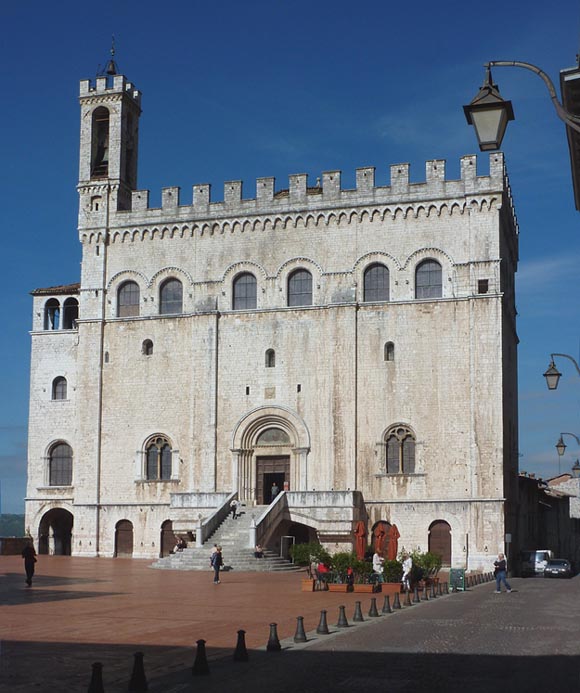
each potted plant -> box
[290,542,331,591]
[327,551,355,592]
[407,550,442,588]
[352,557,378,592]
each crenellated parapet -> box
[78,153,516,240]
[79,74,141,107]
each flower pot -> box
[328,583,353,592]
[353,584,377,593]
[381,582,404,597]
[301,578,315,592]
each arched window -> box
[49,443,73,486]
[265,349,276,367]
[118,281,140,317]
[415,259,442,299]
[159,278,183,315]
[146,437,172,480]
[384,342,395,361]
[62,298,79,329]
[44,299,60,330]
[288,269,313,307]
[385,425,415,474]
[91,106,110,178]
[52,376,67,400]
[233,272,257,310]
[142,339,153,356]
[364,263,390,302]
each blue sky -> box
[1,1,579,514]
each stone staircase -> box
[151,505,302,572]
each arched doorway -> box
[428,520,452,565]
[38,508,73,555]
[115,520,134,557]
[160,520,177,557]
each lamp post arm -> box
[561,432,580,446]
[487,60,580,134]
[550,353,580,376]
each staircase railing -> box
[196,492,237,547]
[250,492,288,548]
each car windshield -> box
[547,560,568,567]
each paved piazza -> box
[1,556,579,691]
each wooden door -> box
[115,520,134,557]
[256,456,290,504]
[429,520,451,565]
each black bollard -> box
[267,623,282,652]
[430,583,437,598]
[368,597,380,617]
[192,639,210,675]
[294,616,307,643]
[382,595,392,614]
[444,582,449,594]
[393,592,402,609]
[336,605,349,628]
[413,587,421,604]
[316,609,330,635]
[404,589,412,606]
[87,662,104,693]
[353,601,364,622]
[422,585,429,601]
[437,581,443,596]
[129,651,148,692]
[234,629,249,662]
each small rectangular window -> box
[246,386,250,395]
[478,279,489,294]
[297,384,301,393]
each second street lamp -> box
[543,353,580,391]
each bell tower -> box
[77,53,141,221]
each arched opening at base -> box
[428,519,452,565]
[115,519,134,557]
[160,520,177,557]
[38,508,73,555]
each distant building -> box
[26,66,520,569]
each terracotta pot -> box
[328,583,353,592]
[301,578,315,592]
[353,584,377,593]
[382,582,404,596]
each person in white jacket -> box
[402,553,413,590]
[372,551,385,583]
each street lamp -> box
[543,353,580,391]
[464,60,580,210]
[572,460,580,478]
[555,433,580,475]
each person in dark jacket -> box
[22,543,37,587]
[210,546,223,584]
[493,553,512,593]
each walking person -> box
[372,550,385,583]
[229,498,238,519]
[270,482,279,502]
[211,545,223,584]
[494,553,512,593]
[401,552,412,591]
[22,542,37,587]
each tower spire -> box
[105,35,118,76]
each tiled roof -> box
[31,283,80,296]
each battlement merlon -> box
[78,153,516,231]
[79,74,141,108]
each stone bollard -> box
[267,623,282,652]
[422,585,429,601]
[430,583,437,598]
[382,595,393,614]
[294,616,307,643]
[234,629,249,662]
[87,662,104,693]
[316,609,330,634]
[413,587,421,604]
[368,597,380,617]
[353,601,364,622]
[393,592,402,609]
[336,605,349,628]
[444,582,449,594]
[128,651,148,692]
[437,582,443,596]
[404,589,412,607]
[192,639,210,675]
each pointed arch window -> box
[146,437,172,480]
[49,443,73,486]
[385,425,415,474]
[160,278,183,315]
[265,349,276,367]
[91,107,110,178]
[288,269,313,307]
[233,272,257,310]
[52,376,67,400]
[364,263,390,302]
[415,259,442,299]
[118,281,140,317]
